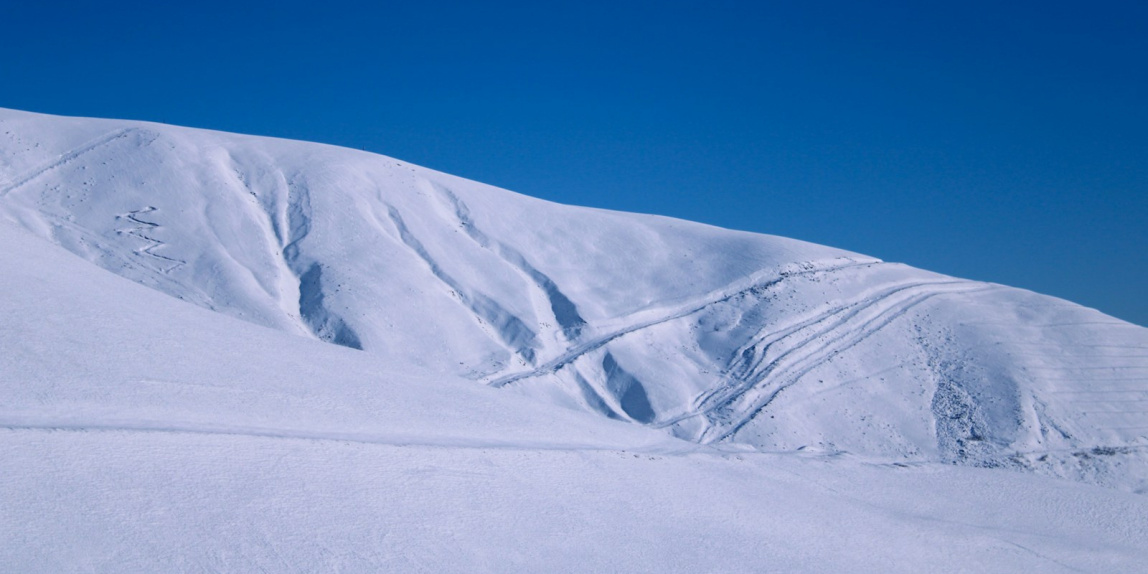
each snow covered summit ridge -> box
[2,107,1146,491]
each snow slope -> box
[2,107,1147,491]
[1,107,1148,570]
[2,213,1147,572]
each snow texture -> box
[2,107,1147,572]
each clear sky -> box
[2,0,1145,326]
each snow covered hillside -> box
[2,107,1147,492]
[3,186,1148,572]
[3,106,1148,571]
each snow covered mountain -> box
[2,107,1147,571]
[3,106,1145,484]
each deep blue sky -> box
[2,1,1146,325]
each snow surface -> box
[2,107,1147,571]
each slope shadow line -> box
[385,204,539,364]
[0,418,690,454]
[279,178,363,349]
[424,180,588,342]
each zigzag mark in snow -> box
[115,207,185,273]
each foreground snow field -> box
[1,107,1147,571]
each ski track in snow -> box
[692,280,997,442]
[114,206,185,272]
[491,262,998,445]
[487,258,878,388]
[0,128,137,197]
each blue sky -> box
[2,0,1145,325]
